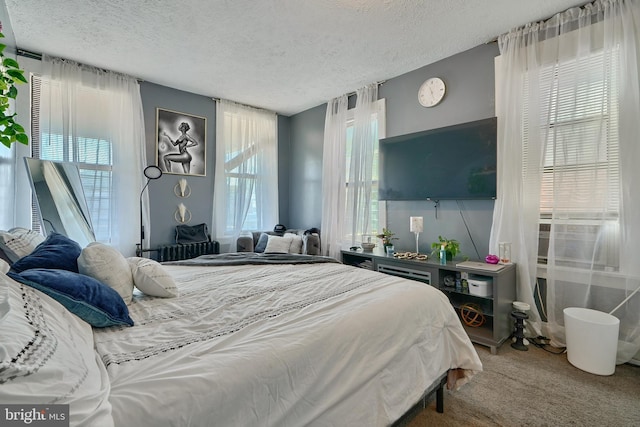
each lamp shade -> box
[410,216,423,233]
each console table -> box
[341,248,516,354]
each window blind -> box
[523,49,620,219]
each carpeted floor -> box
[404,341,640,427]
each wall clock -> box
[418,77,446,107]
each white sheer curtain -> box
[213,100,278,251]
[344,84,379,247]
[0,139,31,230]
[492,0,640,362]
[37,56,146,255]
[321,84,382,260]
[320,95,348,260]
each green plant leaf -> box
[2,57,19,68]
[0,44,5,54]
[7,85,17,99]
[12,122,25,133]
[6,69,27,84]
[0,137,11,148]
[16,133,28,145]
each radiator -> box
[157,241,219,262]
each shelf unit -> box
[341,249,516,354]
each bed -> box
[0,234,482,427]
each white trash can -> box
[563,307,619,375]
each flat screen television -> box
[379,117,497,201]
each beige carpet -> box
[405,341,640,427]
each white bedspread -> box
[93,262,481,427]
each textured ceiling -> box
[5,0,587,116]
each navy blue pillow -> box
[8,269,134,328]
[10,233,81,273]
[254,233,269,253]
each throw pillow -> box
[0,227,45,263]
[127,257,178,298]
[285,232,303,254]
[264,235,293,254]
[0,273,114,425]
[254,232,270,253]
[10,232,81,273]
[7,268,134,328]
[78,242,134,304]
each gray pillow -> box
[254,233,269,253]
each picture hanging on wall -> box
[156,108,207,176]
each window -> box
[214,100,278,239]
[31,75,113,242]
[524,49,621,269]
[224,142,259,231]
[343,99,385,243]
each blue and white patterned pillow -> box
[0,227,45,263]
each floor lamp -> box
[137,165,163,256]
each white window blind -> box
[524,49,620,218]
[31,75,113,242]
[523,48,621,269]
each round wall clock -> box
[418,77,446,107]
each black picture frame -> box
[156,108,207,176]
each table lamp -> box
[410,216,423,253]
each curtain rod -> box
[488,0,595,44]
[344,80,386,98]
[16,48,145,82]
[211,97,276,113]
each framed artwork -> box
[156,108,207,176]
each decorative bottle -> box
[439,244,447,265]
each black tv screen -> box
[379,117,497,201]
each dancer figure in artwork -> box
[163,121,199,174]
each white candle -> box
[410,216,423,233]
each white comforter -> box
[93,261,481,427]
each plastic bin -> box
[563,307,619,375]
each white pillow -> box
[78,242,134,304]
[0,273,114,426]
[284,232,303,254]
[264,235,293,254]
[0,227,45,262]
[127,257,178,298]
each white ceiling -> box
[6,0,587,116]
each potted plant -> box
[431,236,460,261]
[376,228,398,248]
[0,31,29,148]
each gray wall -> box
[140,82,217,249]
[278,115,291,227]
[288,43,500,260]
[288,104,326,229]
[139,83,294,249]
